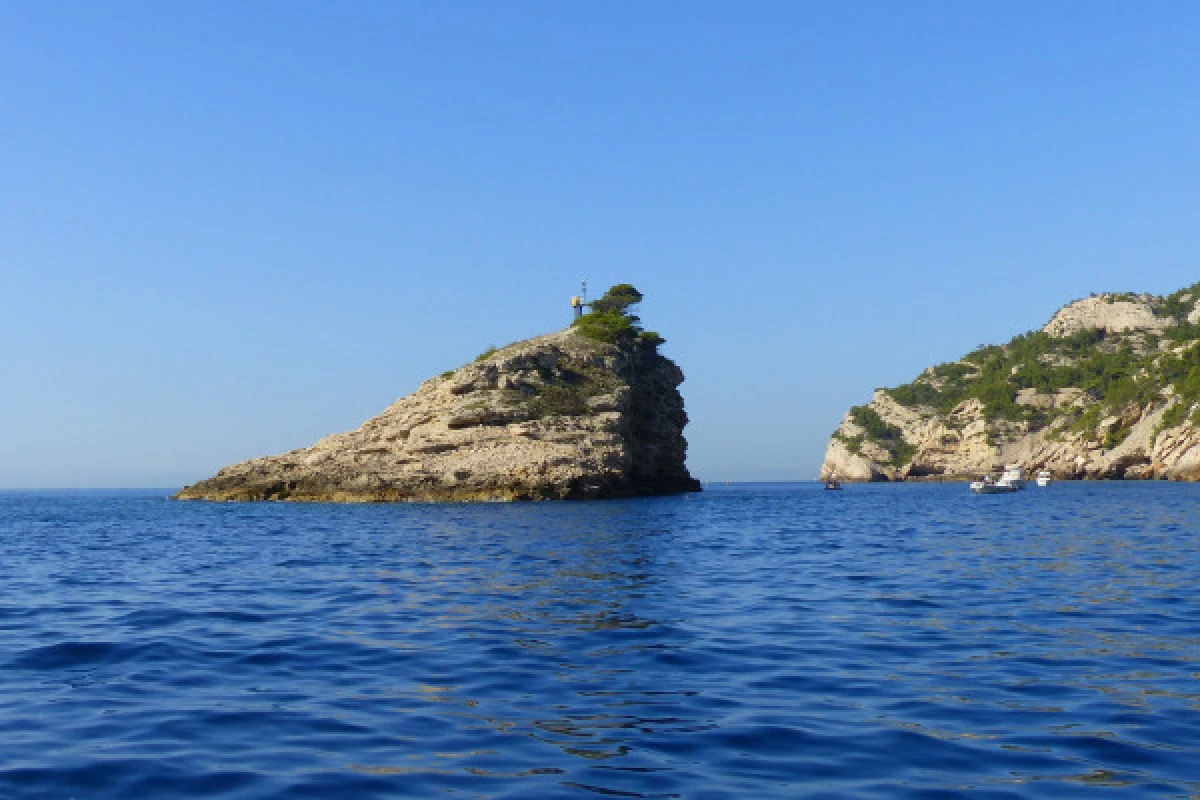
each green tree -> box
[589,283,643,316]
[574,283,659,348]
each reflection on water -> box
[0,484,1198,798]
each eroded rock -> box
[177,330,701,502]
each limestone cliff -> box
[177,329,700,502]
[821,284,1200,482]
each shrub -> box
[525,385,590,418]
[849,406,915,466]
[1104,425,1132,449]
[573,283,647,344]
[516,365,619,419]
[1158,401,1189,431]
[1164,321,1200,342]
[1070,404,1103,437]
[833,431,863,455]
[972,375,1020,420]
[886,381,942,408]
[1157,281,1200,319]
[933,362,976,383]
[589,283,643,315]
[638,330,665,348]
[574,309,638,342]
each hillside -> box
[821,283,1200,481]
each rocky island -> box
[177,285,701,502]
[822,282,1200,482]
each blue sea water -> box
[1,483,1198,799]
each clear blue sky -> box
[3,2,1199,487]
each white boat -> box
[1036,470,1053,487]
[970,475,1017,494]
[999,464,1027,490]
[970,465,1027,494]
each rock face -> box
[177,330,701,502]
[1042,294,1168,337]
[821,286,1200,482]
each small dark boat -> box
[825,479,843,490]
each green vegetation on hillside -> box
[837,405,916,466]
[503,361,622,420]
[1155,280,1200,319]
[876,291,1200,444]
[1156,343,1200,429]
[832,287,1200,462]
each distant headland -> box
[176,284,701,502]
[822,282,1200,482]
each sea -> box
[1,482,1197,799]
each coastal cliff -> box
[178,287,700,502]
[821,284,1200,482]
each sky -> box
[2,1,1199,487]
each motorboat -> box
[970,465,1026,494]
[970,475,1017,494]
[1036,470,1053,487]
[999,464,1027,489]
[824,479,843,490]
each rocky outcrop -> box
[177,329,700,502]
[1042,294,1168,337]
[821,285,1200,482]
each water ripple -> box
[0,484,1198,797]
